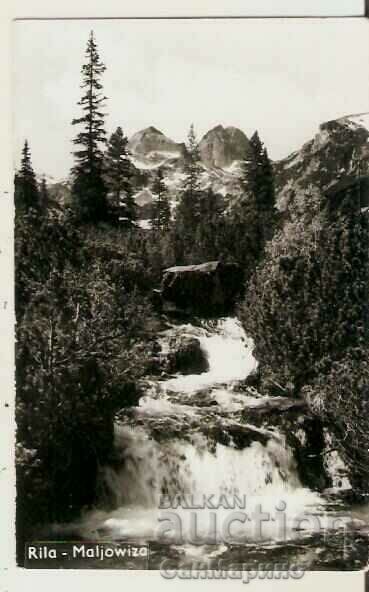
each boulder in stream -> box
[159,260,243,316]
[168,335,209,375]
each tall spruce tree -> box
[245,131,276,243]
[195,188,223,262]
[244,131,274,199]
[15,140,39,212]
[39,177,50,209]
[71,31,108,223]
[174,124,202,262]
[184,124,202,198]
[230,131,276,272]
[151,168,171,232]
[105,126,136,225]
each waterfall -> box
[162,317,257,393]
[74,318,325,550]
[101,424,302,510]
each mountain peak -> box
[212,124,225,132]
[199,125,250,168]
[141,126,164,136]
[318,117,369,140]
[128,126,186,167]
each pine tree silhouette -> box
[105,126,136,225]
[71,31,108,223]
[15,140,39,212]
[151,168,171,232]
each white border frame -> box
[0,2,367,591]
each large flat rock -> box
[160,260,243,316]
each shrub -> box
[240,182,368,393]
[15,209,157,562]
[239,179,369,492]
[302,352,369,494]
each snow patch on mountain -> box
[346,114,369,132]
[134,188,154,206]
[131,157,164,171]
[282,152,303,170]
[136,219,152,230]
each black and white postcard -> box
[4,3,369,589]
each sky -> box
[13,17,369,180]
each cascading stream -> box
[161,317,258,393]
[73,318,328,554]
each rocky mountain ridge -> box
[128,124,251,171]
[274,118,369,211]
[130,118,369,218]
[128,126,187,169]
[48,118,369,219]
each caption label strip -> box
[25,542,149,569]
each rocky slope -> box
[274,118,369,211]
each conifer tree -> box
[118,187,136,227]
[151,168,171,232]
[105,126,136,225]
[244,131,276,243]
[184,124,202,198]
[232,131,276,272]
[15,140,39,212]
[71,31,108,223]
[195,188,223,262]
[39,177,50,209]
[175,124,202,262]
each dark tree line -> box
[169,124,277,269]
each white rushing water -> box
[71,318,327,552]
[161,318,257,393]
[78,426,323,546]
